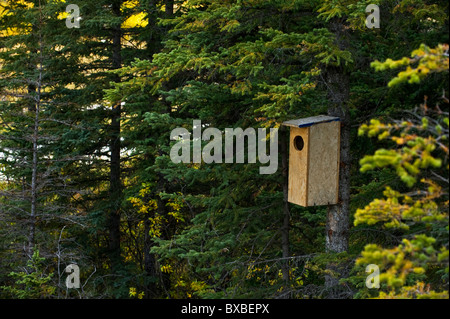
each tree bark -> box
[165,0,174,17]
[280,126,291,298]
[143,214,158,298]
[29,3,44,257]
[325,66,350,254]
[108,0,123,270]
[324,20,351,298]
[140,0,176,298]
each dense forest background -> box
[0,0,448,299]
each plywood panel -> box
[288,127,309,206]
[307,121,340,206]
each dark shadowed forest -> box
[0,0,448,300]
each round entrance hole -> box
[294,136,304,151]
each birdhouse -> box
[282,115,341,207]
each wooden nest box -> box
[282,115,341,207]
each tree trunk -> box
[165,0,174,17]
[108,0,123,270]
[143,215,158,298]
[325,66,350,254]
[29,4,44,257]
[280,126,291,298]
[140,0,177,298]
[29,93,39,257]
[324,20,351,298]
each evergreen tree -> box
[0,0,89,296]
[351,43,449,299]
[0,0,447,300]
[108,0,355,298]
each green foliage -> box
[371,44,450,87]
[0,0,448,300]
[352,43,449,299]
[1,249,55,299]
[358,115,447,187]
[107,0,353,298]
[355,186,447,230]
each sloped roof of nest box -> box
[282,115,340,128]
